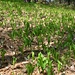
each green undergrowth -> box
[0,0,75,74]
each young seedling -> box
[37,52,48,73]
[47,60,54,75]
[32,25,41,36]
[46,52,54,75]
[10,30,17,40]
[17,28,22,38]
[31,51,35,60]
[57,60,62,72]
[9,23,18,40]
[0,49,6,62]
[24,21,30,36]
[18,45,24,56]
[12,57,17,66]
[23,36,32,47]
[51,48,59,62]
[37,35,43,49]
[26,63,35,75]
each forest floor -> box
[0,24,75,75]
[0,0,75,75]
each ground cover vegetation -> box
[0,0,75,75]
